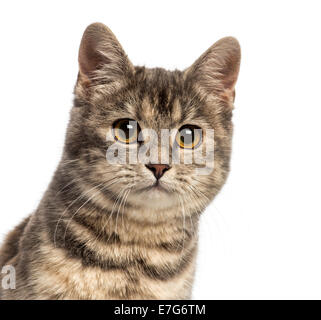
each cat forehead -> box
[138,95,182,128]
[122,67,201,128]
[135,67,185,103]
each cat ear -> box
[78,22,134,86]
[185,37,241,101]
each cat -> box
[0,22,240,300]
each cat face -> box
[65,23,240,222]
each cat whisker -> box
[63,182,112,246]
[54,176,122,248]
[103,186,128,243]
[53,181,105,248]
[177,194,186,255]
[121,186,133,232]
[114,187,131,237]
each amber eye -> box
[176,125,202,149]
[113,119,141,144]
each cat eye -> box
[113,119,141,144]
[176,125,202,149]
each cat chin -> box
[124,196,182,223]
[129,189,178,210]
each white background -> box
[1,0,321,299]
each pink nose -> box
[145,164,171,179]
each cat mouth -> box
[138,181,170,194]
[151,181,168,192]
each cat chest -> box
[33,243,196,299]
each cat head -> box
[65,23,240,222]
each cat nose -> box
[145,164,171,180]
